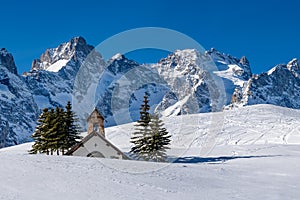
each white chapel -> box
[66,108,128,159]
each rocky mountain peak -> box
[229,57,300,109]
[107,53,139,75]
[110,53,125,61]
[206,49,252,80]
[70,36,87,46]
[30,36,94,72]
[158,49,200,72]
[0,48,18,74]
[239,56,249,66]
[287,58,299,71]
[174,49,198,57]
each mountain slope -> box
[0,49,38,147]
[0,36,300,147]
[0,37,104,147]
[230,58,300,108]
[151,48,251,117]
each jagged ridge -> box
[0,36,299,148]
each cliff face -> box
[229,58,300,109]
[0,48,17,74]
[0,49,37,147]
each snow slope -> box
[0,104,300,200]
[106,104,300,153]
[0,141,299,199]
[46,59,69,72]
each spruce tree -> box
[45,107,65,155]
[130,94,152,160]
[63,101,81,154]
[42,108,56,155]
[138,94,151,126]
[130,94,171,161]
[30,102,82,155]
[148,114,171,162]
[29,108,50,154]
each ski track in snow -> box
[106,104,300,152]
[1,104,300,200]
[0,143,300,200]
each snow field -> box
[1,104,300,200]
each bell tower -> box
[87,108,105,137]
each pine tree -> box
[130,94,152,160]
[43,108,58,155]
[63,101,81,154]
[130,94,171,161]
[138,94,151,126]
[148,114,171,162]
[48,107,66,155]
[30,102,82,155]
[29,108,50,154]
[38,107,65,155]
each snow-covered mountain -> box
[152,48,251,116]
[0,37,104,147]
[31,37,94,73]
[0,49,38,147]
[87,48,251,125]
[229,58,300,108]
[0,36,299,147]
[25,36,103,108]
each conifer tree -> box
[29,108,50,154]
[30,102,82,155]
[63,101,81,154]
[130,94,171,161]
[138,94,151,126]
[148,114,171,162]
[130,94,152,159]
[43,108,58,155]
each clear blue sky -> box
[1,0,299,74]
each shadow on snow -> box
[170,155,280,164]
